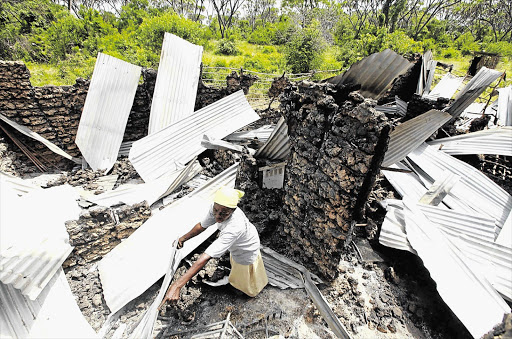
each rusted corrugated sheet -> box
[254,116,290,160]
[75,53,141,171]
[148,33,203,135]
[497,86,512,126]
[326,49,413,99]
[428,127,512,156]
[382,110,451,167]
[99,164,238,314]
[448,67,503,118]
[0,113,80,164]
[0,269,98,338]
[0,185,79,300]
[130,90,259,182]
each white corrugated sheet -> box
[327,49,413,99]
[0,269,98,338]
[86,160,202,207]
[118,141,133,157]
[382,110,451,167]
[99,164,238,314]
[225,124,275,143]
[496,212,512,248]
[497,86,512,126]
[402,201,509,338]
[380,201,512,302]
[428,127,512,156]
[0,171,41,197]
[148,33,203,135]
[448,67,503,118]
[75,53,142,172]
[416,50,436,95]
[0,113,80,164]
[408,143,512,235]
[0,185,80,300]
[130,90,259,182]
[254,116,290,160]
[425,73,464,99]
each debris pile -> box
[279,81,390,279]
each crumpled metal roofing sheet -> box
[496,212,511,248]
[130,90,259,182]
[327,49,413,99]
[148,33,203,135]
[118,141,133,157]
[425,73,464,99]
[416,50,436,95]
[225,124,275,143]
[402,201,510,338]
[86,160,202,207]
[428,127,512,156]
[497,86,512,126]
[75,53,142,171]
[0,269,98,338]
[0,113,80,164]
[380,201,512,302]
[0,185,80,300]
[408,143,512,235]
[447,67,503,118]
[99,164,238,314]
[0,171,41,197]
[382,110,451,167]
[254,116,290,160]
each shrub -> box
[284,22,325,73]
[442,47,461,58]
[217,38,240,55]
[248,26,275,45]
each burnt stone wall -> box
[0,61,256,171]
[63,202,151,268]
[279,82,390,280]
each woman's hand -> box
[158,284,181,309]
[177,236,185,249]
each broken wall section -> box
[63,202,151,268]
[280,82,390,280]
[0,61,87,167]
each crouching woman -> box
[159,186,268,307]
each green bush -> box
[384,30,424,56]
[272,16,295,45]
[217,38,240,55]
[442,47,461,58]
[248,26,275,45]
[455,32,480,56]
[336,40,363,69]
[484,41,512,57]
[284,22,325,73]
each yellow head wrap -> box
[213,186,245,208]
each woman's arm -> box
[177,222,205,248]
[159,253,211,308]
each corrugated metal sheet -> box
[375,96,408,116]
[416,50,436,95]
[148,33,203,135]
[86,161,202,207]
[0,185,80,300]
[118,141,133,157]
[396,97,407,116]
[496,212,511,248]
[75,53,142,172]
[130,90,259,182]
[254,116,290,160]
[448,67,503,118]
[408,143,512,235]
[0,171,41,197]
[382,109,451,167]
[0,113,80,164]
[0,269,98,338]
[201,134,246,153]
[497,86,512,126]
[225,124,275,143]
[402,201,510,338]
[425,73,464,99]
[326,49,413,99]
[428,127,512,156]
[379,201,512,302]
[99,164,238,314]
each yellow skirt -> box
[229,251,268,297]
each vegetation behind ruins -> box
[1,0,511,86]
